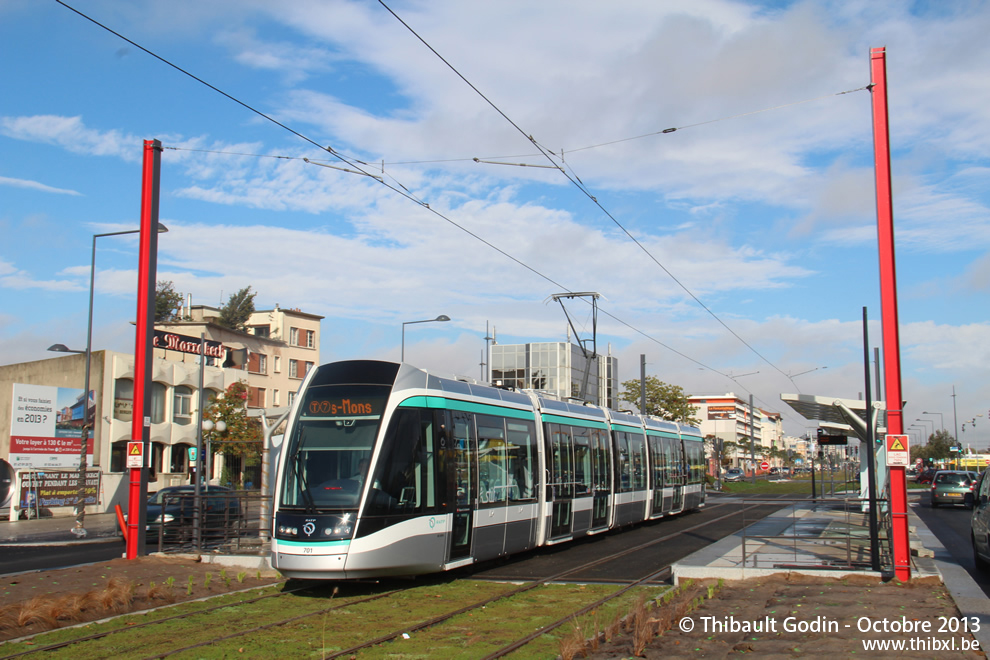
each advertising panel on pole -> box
[8,384,95,470]
[707,405,736,420]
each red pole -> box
[870,47,910,581]
[126,139,162,559]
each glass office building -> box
[489,342,619,409]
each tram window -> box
[281,418,379,509]
[614,431,631,492]
[477,415,507,506]
[590,428,610,493]
[506,420,536,501]
[685,442,704,484]
[649,436,664,490]
[364,408,439,516]
[628,433,647,489]
[546,424,575,499]
[452,411,475,507]
[571,426,592,496]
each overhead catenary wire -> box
[378,0,859,397]
[57,0,812,410]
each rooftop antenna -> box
[547,292,603,403]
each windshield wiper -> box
[291,449,317,513]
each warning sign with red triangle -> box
[126,441,144,468]
[885,434,909,467]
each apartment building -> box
[0,305,321,516]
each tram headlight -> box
[331,513,353,538]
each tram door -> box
[590,428,610,529]
[448,411,476,561]
[546,424,574,540]
[663,436,684,512]
[649,435,664,516]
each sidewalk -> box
[0,511,123,545]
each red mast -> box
[871,47,910,581]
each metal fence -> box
[739,496,892,573]
[148,490,271,555]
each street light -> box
[922,411,944,434]
[401,315,450,362]
[193,417,226,551]
[47,224,168,538]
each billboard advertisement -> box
[707,405,736,420]
[8,383,95,470]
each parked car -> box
[146,485,242,543]
[972,469,990,569]
[724,468,745,482]
[930,470,978,508]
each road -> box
[0,538,124,576]
[911,489,990,598]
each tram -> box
[270,360,706,579]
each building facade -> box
[489,342,619,409]
[0,305,321,518]
[688,393,783,469]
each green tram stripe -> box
[611,422,645,434]
[398,395,536,421]
[540,413,608,430]
[278,539,350,548]
[646,430,680,439]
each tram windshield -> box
[280,384,390,511]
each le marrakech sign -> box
[153,330,224,358]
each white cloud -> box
[0,115,142,161]
[0,176,81,196]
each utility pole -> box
[871,46,910,581]
[640,354,646,414]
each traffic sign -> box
[885,434,909,467]
[126,441,144,469]
[760,460,770,471]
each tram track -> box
[0,500,779,659]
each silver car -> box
[724,468,744,482]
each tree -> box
[618,376,700,425]
[204,382,262,483]
[217,286,256,332]
[155,280,185,322]
[911,429,954,464]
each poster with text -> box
[9,383,94,470]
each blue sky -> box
[2,0,988,439]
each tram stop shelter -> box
[780,393,889,506]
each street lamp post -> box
[401,315,450,362]
[915,418,934,441]
[922,411,944,434]
[47,224,168,537]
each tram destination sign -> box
[303,395,386,417]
